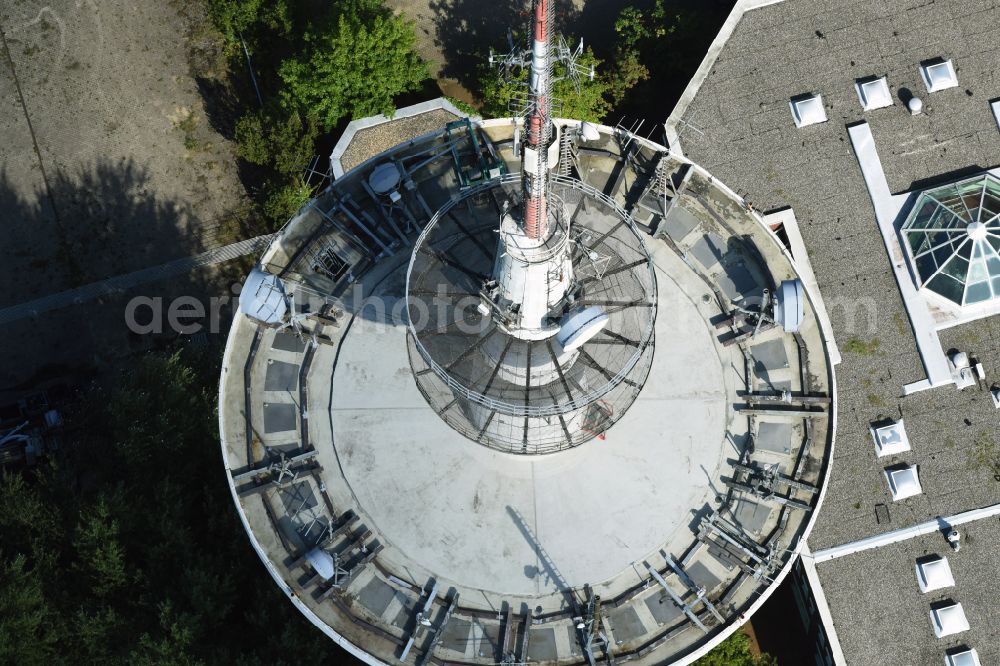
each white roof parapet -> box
[945,648,982,666]
[811,502,1000,563]
[930,603,970,639]
[915,556,955,593]
[856,77,893,110]
[789,94,827,128]
[885,465,922,501]
[921,59,959,93]
[329,97,476,178]
[871,420,911,457]
[845,122,953,394]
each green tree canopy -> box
[0,350,347,663]
[278,2,428,128]
[696,631,775,666]
[206,0,292,49]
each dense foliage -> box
[234,108,320,222]
[0,351,344,664]
[202,0,429,227]
[695,632,776,666]
[607,1,723,116]
[278,4,427,126]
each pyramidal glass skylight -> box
[901,174,1000,307]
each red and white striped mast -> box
[486,0,581,341]
[523,0,552,240]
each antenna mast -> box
[523,0,554,240]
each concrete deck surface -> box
[328,249,738,595]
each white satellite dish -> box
[239,267,288,326]
[773,279,804,333]
[368,162,401,196]
[304,547,335,580]
[579,121,601,142]
[557,306,609,353]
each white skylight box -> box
[921,59,958,93]
[790,94,827,127]
[886,465,922,500]
[857,77,893,110]
[945,648,982,666]
[930,603,970,638]
[916,556,955,593]
[871,420,911,457]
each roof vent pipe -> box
[908,97,924,115]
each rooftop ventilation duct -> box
[870,420,911,457]
[930,602,970,639]
[915,556,955,593]
[789,94,827,128]
[856,77,893,110]
[945,648,982,666]
[921,59,958,93]
[885,464,922,501]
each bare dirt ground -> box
[388,0,641,103]
[1,0,247,304]
[0,0,249,392]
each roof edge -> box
[664,0,787,155]
[329,97,476,178]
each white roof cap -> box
[790,94,827,127]
[857,77,893,110]
[916,556,955,593]
[886,465,922,500]
[921,59,958,92]
[931,603,970,638]
[945,648,982,666]
[871,420,911,457]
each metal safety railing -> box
[405,173,658,418]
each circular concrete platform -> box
[329,251,736,596]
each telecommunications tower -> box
[406,0,657,452]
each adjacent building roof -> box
[668,0,1000,663]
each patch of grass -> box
[967,430,1000,477]
[892,311,908,336]
[176,111,202,151]
[843,337,881,355]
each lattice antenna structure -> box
[489,0,594,239]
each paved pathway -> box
[0,234,274,325]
